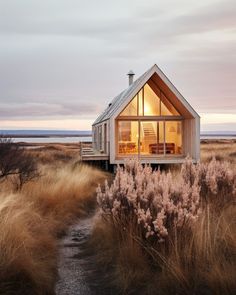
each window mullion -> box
[138,120,140,158]
[142,87,144,116]
[137,92,139,116]
[160,91,162,116]
[157,121,159,155]
[164,120,166,157]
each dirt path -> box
[55,215,115,295]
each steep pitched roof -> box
[93,64,199,125]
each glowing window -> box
[161,93,180,116]
[117,121,139,154]
[120,96,137,116]
[165,121,182,154]
[143,84,160,116]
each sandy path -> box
[55,215,115,295]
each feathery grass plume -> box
[97,159,201,242]
[95,157,236,294]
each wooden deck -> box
[81,145,109,161]
[82,154,109,161]
[80,144,193,165]
[114,156,188,164]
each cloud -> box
[0,101,100,119]
[0,0,235,129]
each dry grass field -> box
[0,139,235,295]
[201,139,236,163]
[19,142,82,164]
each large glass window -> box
[117,80,183,157]
[99,126,102,150]
[119,82,180,117]
[118,121,139,154]
[140,121,157,155]
[117,120,182,156]
[120,96,137,116]
[143,84,160,116]
[158,121,165,155]
[138,89,143,116]
[161,93,180,116]
[165,121,182,155]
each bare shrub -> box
[0,137,21,179]
[0,137,39,190]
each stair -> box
[82,147,94,155]
[142,122,156,141]
[80,143,94,156]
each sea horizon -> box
[1,129,236,136]
[0,129,235,144]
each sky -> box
[0,0,235,132]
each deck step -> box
[81,147,94,155]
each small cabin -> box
[83,64,200,165]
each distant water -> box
[201,132,236,140]
[13,137,92,143]
[0,130,92,137]
[0,130,235,144]
[201,135,236,140]
[0,130,92,143]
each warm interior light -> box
[144,102,152,115]
[169,126,176,132]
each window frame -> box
[119,83,180,118]
[116,119,183,158]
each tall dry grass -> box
[93,157,236,294]
[201,139,236,164]
[24,143,81,165]
[0,161,106,295]
[0,193,57,295]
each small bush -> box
[97,159,201,242]
[0,137,39,190]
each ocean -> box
[12,137,92,143]
[0,130,235,144]
[0,130,92,143]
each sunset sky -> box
[0,0,235,132]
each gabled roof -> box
[93,64,199,125]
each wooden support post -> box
[105,160,109,171]
[113,164,117,174]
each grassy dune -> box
[0,147,106,295]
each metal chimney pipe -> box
[127,70,135,86]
